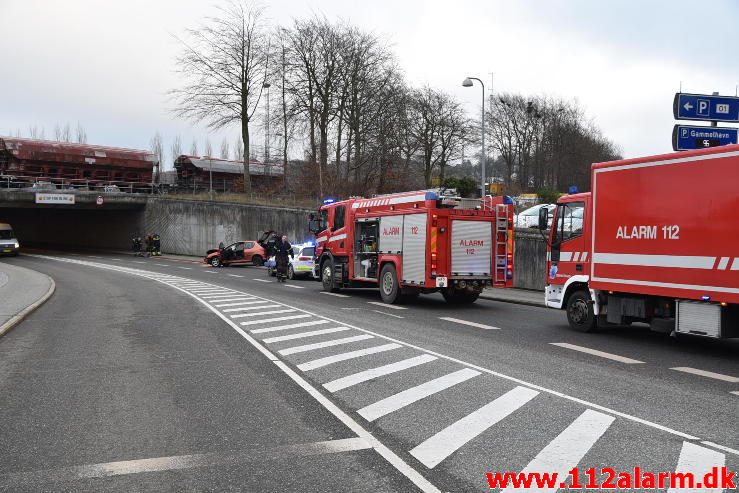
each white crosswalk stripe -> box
[409,385,539,469]
[324,354,437,393]
[500,409,615,492]
[203,297,253,303]
[231,309,295,319]
[263,327,352,344]
[279,334,375,356]
[239,314,310,326]
[214,301,259,307]
[357,368,481,422]
[297,343,402,371]
[668,442,725,493]
[222,303,277,312]
[250,319,329,334]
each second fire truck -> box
[308,189,515,304]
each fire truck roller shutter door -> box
[402,214,427,284]
[451,220,492,276]
[379,215,404,253]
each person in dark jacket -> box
[275,235,294,283]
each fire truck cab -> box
[309,190,514,304]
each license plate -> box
[2,249,12,253]
[436,276,448,288]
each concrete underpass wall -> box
[0,207,146,250]
[144,199,313,256]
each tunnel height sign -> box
[35,193,75,205]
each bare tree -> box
[204,139,213,157]
[233,137,244,161]
[170,135,182,164]
[28,125,42,139]
[189,138,198,156]
[150,132,164,183]
[171,0,270,193]
[75,122,87,144]
[220,137,230,160]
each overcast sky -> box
[1,0,737,168]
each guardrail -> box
[0,175,163,194]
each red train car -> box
[0,137,156,188]
[173,155,284,193]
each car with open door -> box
[204,240,266,267]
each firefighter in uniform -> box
[132,235,143,256]
[275,235,294,283]
[152,233,161,256]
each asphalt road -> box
[1,251,737,492]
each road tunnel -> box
[0,191,146,251]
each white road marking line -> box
[410,386,539,469]
[133,261,146,264]
[250,320,330,334]
[206,271,219,274]
[701,441,739,456]
[0,437,373,486]
[222,303,276,312]
[367,302,407,310]
[670,367,739,383]
[194,292,237,297]
[239,314,311,326]
[190,288,231,293]
[231,309,295,319]
[178,267,192,270]
[550,343,645,364]
[372,310,404,319]
[227,274,244,278]
[297,343,402,371]
[500,409,615,492]
[203,297,254,303]
[668,442,725,493]
[320,292,351,298]
[214,301,261,308]
[252,278,273,283]
[31,255,736,456]
[155,264,170,267]
[324,355,437,393]
[357,368,481,422]
[279,334,375,356]
[283,284,305,289]
[730,391,739,396]
[111,258,121,261]
[263,327,352,344]
[439,317,501,330]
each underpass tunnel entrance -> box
[0,206,145,251]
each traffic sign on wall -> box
[673,93,739,123]
[672,124,739,151]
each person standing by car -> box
[275,235,294,283]
[152,233,161,256]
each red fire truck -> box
[539,145,739,337]
[308,190,515,304]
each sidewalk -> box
[480,287,544,307]
[0,261,56,337]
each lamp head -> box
[462,78,473,87]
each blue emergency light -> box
[323,197,336,204]
[568,185,578,194]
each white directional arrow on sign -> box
[684,102,694,111]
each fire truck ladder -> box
[493,204,509,285]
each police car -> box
[266,243,315,279]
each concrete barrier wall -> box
[144,199,314,256]
[513,228,548,291]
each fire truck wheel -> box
[210,257,221,267]
[321,260,339,292]
[379,264,401,304]
[566,290,597,332]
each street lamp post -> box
[462,77,486,199]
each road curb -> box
[479,294,544,308]
[0,274,56,339]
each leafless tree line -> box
[10,122,88,144]
[171,0,619,198]
[487,95,621,194]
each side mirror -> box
[538,207,549,230]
